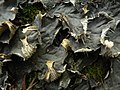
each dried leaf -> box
[44,60,58,82]
[21,36,36,60]
[61,39,71,50]
[0,21,18,44]
[82,4,89,14]
[22,26,38,33]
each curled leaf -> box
[9,24,40,60]
[44,60,58,82]
[0,21,18,44]
[100,27,110,45]
[20,36,36,60]
[61,39,71,50]
[82,4,89,14]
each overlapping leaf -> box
[0,0,120,90]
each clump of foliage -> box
[0,0,120,90]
